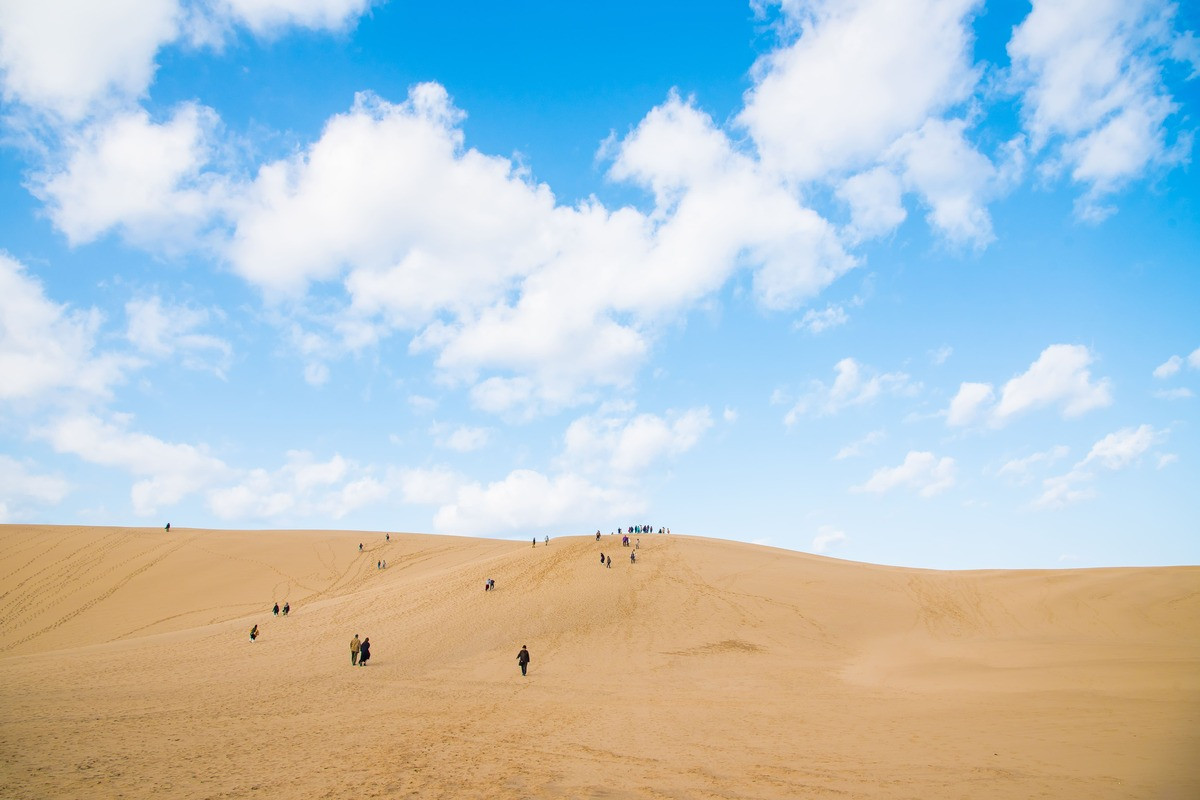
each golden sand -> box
[1,524,1197,798]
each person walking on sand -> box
[272,602,279,616]
[517,645,530,676]
[350,634,361,665]
[532,536,536,548]
[600,552,605,565]
[165,522,171,532]
[282,602,289,616]
[249,624,258,642]
[359,638,371,666]
[606,555,611,569]
[631,551,636,563]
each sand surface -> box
[1,524,1197,799]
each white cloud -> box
[797,304,849,334]
[994,344,1112,421]
[996,445,1070,484]
[431,469,640,536]
[1154,354,1183,378]
[948,344,1112,427]
[0,455,71,521]
[853,450,956,497]
[0,0,178,120]
[723,406,739,423]
[34,104,225,247]
[1154,387,1194,400]
[1080,424,1160,469]
[1008,0,1192,217]
[741,0,980,181]
[0,254,139,403]
[812,524,847,553]
[125,296,231,376]
[1034,424,1163,508]
[562,407,713,476]
[946,381,994,427]
[886,117,997,247]
[835,429,885,460]
[207,450,385,520]
[929,345,953,365]
[786,357,915,423]
[431,422,490,453]
[1189,347,1200,369]
[38,413,232,515]
[218,0,374,35]
[837,166,907,242]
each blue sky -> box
[0,0,1196,569]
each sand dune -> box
[1,524,1197,799]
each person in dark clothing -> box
[359,638,371,666]
[249,624,258,642]
[606,555,611,568]
[165,522,171,532]
[517,645,530,676]
[600,552,605,565]
[272,603,279,616]
[282,602,289,615]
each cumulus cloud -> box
[946,344,1112,427]
[125,296,232,376]
[1009,0,1193,219]
[0,455,71,521]
[996,444,1070,484]
[430,469,640,536]
[796,304,849,334]
[38,413,232,515]
[208,450,387,520]
[1154,354,1183,378]
[785,357,916,424]
[33,104,226,248]
[741,0,980,181]
[853,450,956,497]
[1034,424,1163,508]
[0,0,178,120]
[0,254,139,403]
[561,406,713,476]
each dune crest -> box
[2,524,1197,799]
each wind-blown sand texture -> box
[1,525,1197,799]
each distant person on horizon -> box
[358,543,363,552]
[359,638,371,666]
[545,535,549,545]
[386,533,390,541]
[532,537,536,547]
[272,603,279,616]
[165,522,170,532]
[249,624,258,642]
[350,634,361,665]
[516,645,530,676]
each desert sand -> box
[1,524,1197,799]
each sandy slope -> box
[1,524,1197,799]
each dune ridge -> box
[1,524,1197,799]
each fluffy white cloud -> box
[34,104,224,247]
[853,450,956,497]
[797,305,850,334]
[207,450,386,520]
[994,344,1112,421]
[785,357,916,423]
[812,524,847,553]
[741,0,980,181]
[1080,424,1160,469]
[431,469,640,535]
[561,406,713,476]
[217,0,374,34]
[0,254,139,402]
[1034,424,1163,508]
[946,381,995,427]
[1154,354,1183,378]
[38,414,232,515]
[0,0,178,119]
[947,344,1112,427]
[837,166,907,242]
[887,118,997,247]
[0,456,71,521]
[125,296,232,376]
[1190,347,1200,369]
[1009,0,1192,218]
